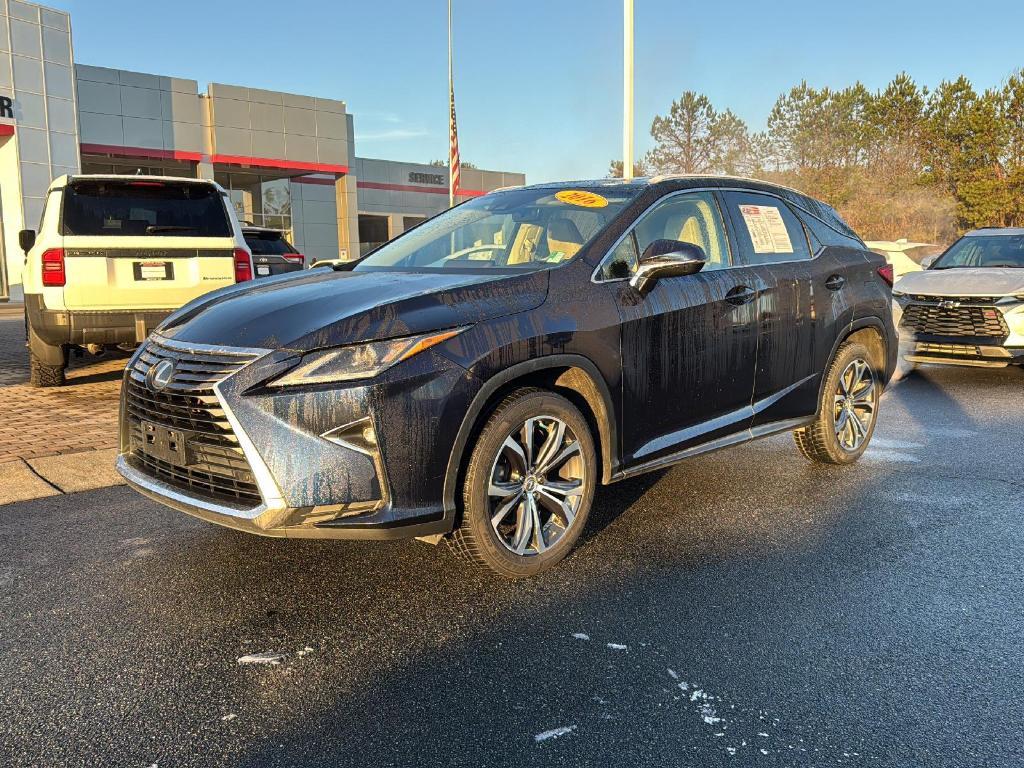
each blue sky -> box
[50,0,1024,183]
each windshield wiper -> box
[145,225,197,234]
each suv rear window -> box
[244,231,296,255]
[61,180,232,237]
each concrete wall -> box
[352,156,524,220]
[205,83,350,169]
[75,64,204,157]
[0,0,78,294]
[289,178,339,262]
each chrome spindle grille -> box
[125,338,262,506]
[900,302,1009,339]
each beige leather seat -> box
[546,217,585,260]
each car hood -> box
[160,268,549,352]
[894,268,1024,297]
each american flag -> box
[448,82,460,205]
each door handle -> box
[725,285,757,306]
[825,274,846,291]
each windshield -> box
[932,234,1024,269]
[353,187,635,272]
[61,180,232,238]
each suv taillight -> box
[877,264,894,286]
[41,248,66,287]
[284,253,304,265]
[233,247,253,282]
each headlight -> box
[269,328,465,387]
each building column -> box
[196,158,215,181]
[335,173,359,261]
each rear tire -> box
[447,388,596,578]
[794,341,879,465]
[29,349,66,387]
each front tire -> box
[448,388,596,578]
[794,341,879,464]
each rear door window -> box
[61,180,231,237]
[721,191,811,265]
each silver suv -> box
[893,228,1024,368]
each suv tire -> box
[448,388,596,578]
[794,341,879,464]
[29,348,66,387]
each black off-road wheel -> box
[794,341,879,465]
[29,348,66,387]
[447,388,597,578]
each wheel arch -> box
[815,318,889,415]
[442,355,617,525]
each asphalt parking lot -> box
[2,363,1023,767]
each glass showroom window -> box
[215,172,293,236]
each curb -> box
[0,447,124,505]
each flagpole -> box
[448,0,455,207]
[623,0,634,180]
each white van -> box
[21,175,253,386]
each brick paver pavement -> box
[0,315,126,464]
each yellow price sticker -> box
[555,190,609,208]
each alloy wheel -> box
[487,416,586,556]
[833,358,876,452]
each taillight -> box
[233,247,253,282]
[41,248,66,287]
[284,253,304,265]
[877,264,894,286]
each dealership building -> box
[0,0,525,298]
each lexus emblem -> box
[146,359,176,392]
[938,299,961,309]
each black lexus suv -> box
[117,176,896,577]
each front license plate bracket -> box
[138,420,191,466]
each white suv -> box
[21,175,253,386]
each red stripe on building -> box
[79,143,202,162]
[0,124,14,137]
[212,154,348,175]
[356,180,485,197]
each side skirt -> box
[611,416,815,483]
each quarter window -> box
[721,191,811,265]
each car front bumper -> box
[116,333,479,540]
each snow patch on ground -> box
[534,725,576,743]
[861,449,921,463]
[869,437,924,450]
[606,643,628,651]
[237,651,285,666]
[571,633,590,641]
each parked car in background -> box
[242,226,305,277]
[894,227,1024,368]
[866,238,935,278]
[21,175,253,387]
[117,176,896,578]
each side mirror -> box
[920,255,938,269]
[630,239,706,294]
[18,229,36,253]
